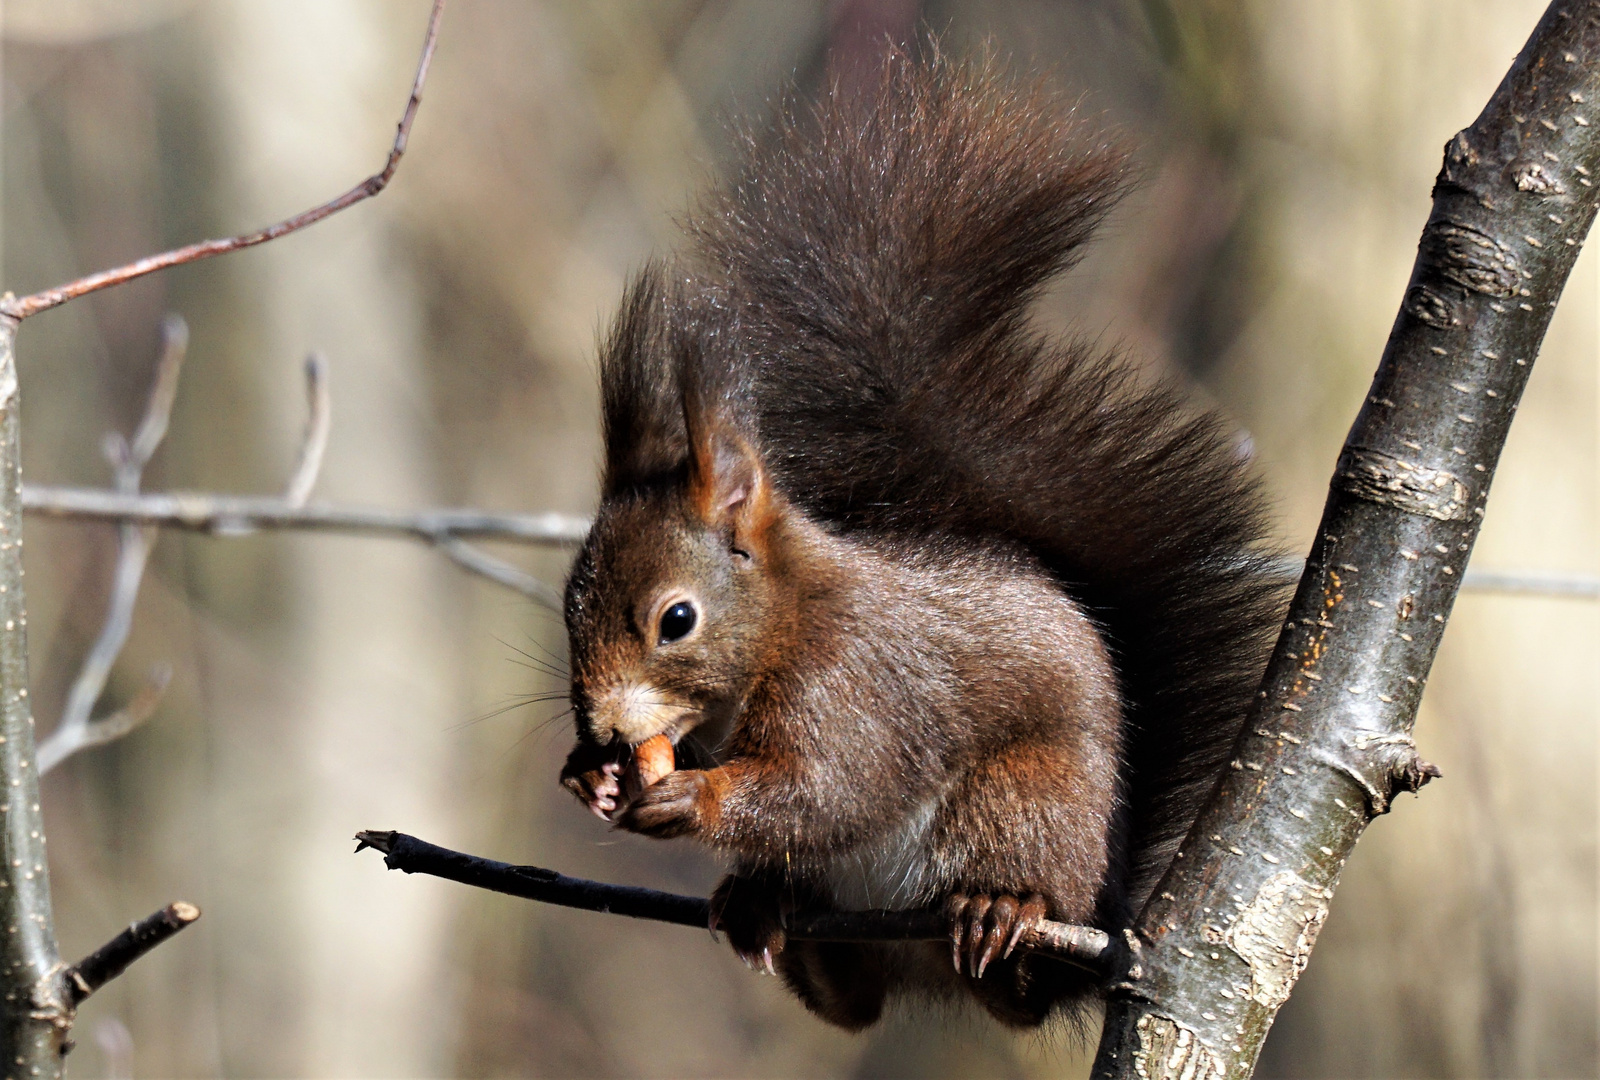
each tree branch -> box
[61,902,201,1009]
[434,536,564,609]
[0,322,68,1062]
[37,316,188,776]
[1092,5,1600,1078]
[19,487,587,545]
[0,0,445,323]
[284,353,331,509]
[354,830,1117,973]
[0,4,449,1067]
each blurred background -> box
[1,0,1593,1076]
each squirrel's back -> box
[601,49,1284,907]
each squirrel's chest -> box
[819,795,944,911]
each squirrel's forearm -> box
[697,756,899,861]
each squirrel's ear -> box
[687,426,773,545]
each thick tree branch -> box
[354,830,1117,973]
[0,320,68,1063]
[0,0,446,323]
[1093,6,1600,1079]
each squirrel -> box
[559,48,1284,1031]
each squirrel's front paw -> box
[710,874,786,974]
[615,769,715,838]
[945,891,1049,978]
[560,742,625,821]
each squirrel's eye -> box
[658,601,697,644]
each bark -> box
[0,319,69,1070]
[1092,5,1600,1078]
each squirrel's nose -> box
[593,679,686,746]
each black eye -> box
[658,601,697,644]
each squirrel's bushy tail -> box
[678,48,1286,906]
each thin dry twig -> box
[20,487,588,545]
[284,353,331,508]
[61,902,201,1008]
[354,830,1118,973]
[0,0,446,323]
[1268,556,1596,600]
[37,317,189,776]
[436,536,564,609]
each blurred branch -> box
[354,830,1118,973]
[0,0,446,323]
[21,488,587,545]
[1094,5,1600,1078]
[61,902,201,1009]
[435,537,565,609]
[284,353,331,508]
[37,316,188,776]
[1269,556,1596,599]
[22,487,580,608]
[0,5,449,1066]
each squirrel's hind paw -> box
[945,891,1049,978]
[710,875,786,973]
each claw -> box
[761,947,776,976]
[978,895,1017,978]
[1005,894,1048,959]
[964,894,993,977]
[946,892,969,973]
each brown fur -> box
[560,48,1284,1030]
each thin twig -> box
[20,487,587,544]
[125,315,187,468]
[0,0,447,323]
[61,665,172,758]
[1269,556,1596,600]
[354,830,1116,973]
[436,537,563,609]
[284,353,331,508]
[61,902,201,1008]
[36,532,158,776]
[1442,568,1599,599]
[37,316,189,776]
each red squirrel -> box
[559,50,1283,1030]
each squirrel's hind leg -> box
[712,872,891,1030]
[777,942,890,1031]
[963,951,1089,1028]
